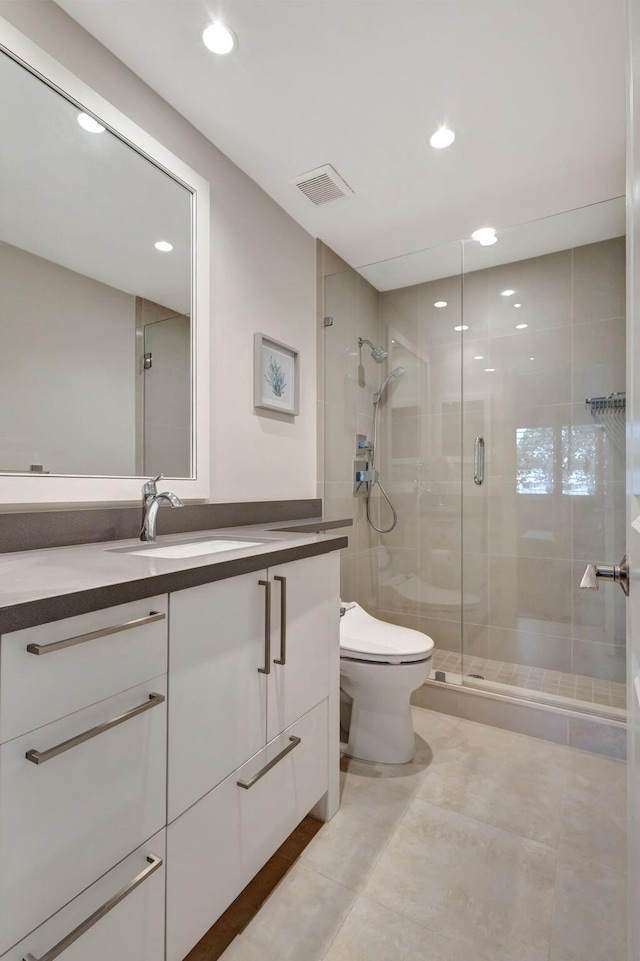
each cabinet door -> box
[267,553,339,740]
[2,831,165,961]
[0,678,167,954]
[168,570,268,821]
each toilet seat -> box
[340,602,434,665]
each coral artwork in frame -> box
[254,333,300,416]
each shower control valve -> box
[579,555,629,596]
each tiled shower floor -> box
[431,649,627,712]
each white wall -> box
[0,239,136,476]
[0,0,318,504]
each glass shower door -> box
[460,200,627,716]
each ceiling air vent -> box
[291,164,353,206]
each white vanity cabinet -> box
[166,551,340,961]
[0,597,169,957]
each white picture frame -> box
[254,333,299,416]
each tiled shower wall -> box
[321,237,626,692]
[319,243,382,611]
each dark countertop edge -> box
[0,536,348,635]
[271,517,352,533]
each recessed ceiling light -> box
[501,289,515,296]
[513,303,522,308]
[77,112,105,133]
[474,355,484,360]
[454,325,469,332]
[515,323,528,329]
[484,367,496,372]
[429,126,455,149]
[202,21,237,55]
[434,301,448,308]
[529,357,536,361]
[471,227,497,246]
[154,241,173,252]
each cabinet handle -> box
[273,575,287,665]
[25,693,165,765]
[22,853,162,961]
[258,580,271,674]
[237,736,301,790]
[26,611,166,655]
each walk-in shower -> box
[321,197,626,725]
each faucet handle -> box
[142,473,163,497]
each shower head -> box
[373,366,406,404]
[358,336,389,364]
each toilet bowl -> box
[339,602,434,764]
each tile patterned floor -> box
[432,649,627,711]
[215,707,627,961]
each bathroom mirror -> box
[0,20,210,504]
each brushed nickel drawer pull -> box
[22,854,162,961]
[26,611,166,655]
[258,580,271,675]
[273,575,287,665]
[237,735,301,790]
[25,693,165,765]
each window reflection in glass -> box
[516,424,603,496]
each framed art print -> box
[254,333,299,416]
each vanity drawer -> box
[237,697,328,883]
[1,830,166,961]
[0,595,168,742]
[0,677,167,954]
[165,699,328,961]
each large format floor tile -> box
[416,721,567,846]
[219,863,355,961]
[323,894,490,961]
[549,849,626,961]
[218,707,627,961]
[362,798,558,961]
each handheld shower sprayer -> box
[373,366,407,404]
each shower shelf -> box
[586,392,626,414]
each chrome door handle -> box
[273,575,287,665]
[26,611,166,655]
[258,579,271,674]
[23,854,162,961]
[237,736,301,790]
[579,555,629,596]
[474,436,485,486]
[25,692,165,764]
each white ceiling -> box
[56,0,626,283]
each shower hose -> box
[365,395,399,534]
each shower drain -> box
[467,673,486,680]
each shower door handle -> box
[580,556,629,596]
[474,436,485,486]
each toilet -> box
[339,602,434,764]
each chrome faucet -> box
[140,474,184,542]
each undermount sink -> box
[116,537,269,560]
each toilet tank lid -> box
[340,602,434,660]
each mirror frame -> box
[0,18,210,505]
